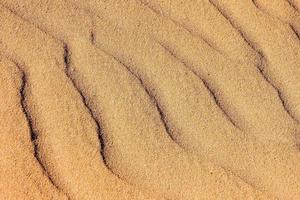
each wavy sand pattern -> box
[0,0,299,199]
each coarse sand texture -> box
[0,0,299,199]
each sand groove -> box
[65,0,298,142]
[92,17,300,199]
[0,6,159,200]
[156,41,241,130]
[138,0,260,65]
[0,59,68,200]
[288,0,300,11]
[19,68,71,199]
[209,0,300,122]
[251,0,300,40]
[0,0,300,199]
[65,35,268,199]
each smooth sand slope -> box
[0,0,299,199]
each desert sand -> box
[0,0,299,199]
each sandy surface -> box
[0,0,299,199]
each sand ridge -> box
[0,0,299,199]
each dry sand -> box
[0,0,299,199]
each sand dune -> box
[0,0,299,199]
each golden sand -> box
[0,0,299,199]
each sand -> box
[0,0,299,199]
